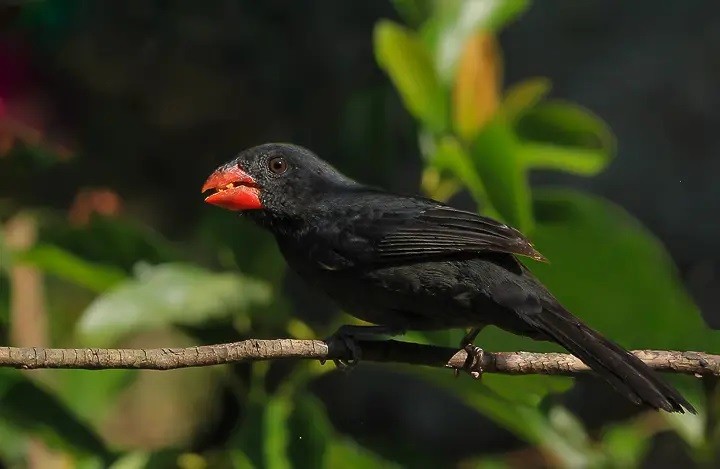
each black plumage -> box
[203,143,694,414]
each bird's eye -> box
[268,156,288,175]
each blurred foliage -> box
[77,262,271,346]
[0,0,716,468]
[16,244,126,293]
[0,369,113,465]
[377,0,713,465]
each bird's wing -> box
[316,194,547,269]
[371,206,546,262]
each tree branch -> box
[0,339,717,377]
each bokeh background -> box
[1,1,719,468]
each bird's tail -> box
[528,300,695,414]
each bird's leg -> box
[323,324,404,370]
[460,327,482,348]
[461,344,485,380]
[456,326,485,379]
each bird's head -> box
[202,143,356,216]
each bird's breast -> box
[279,240,505,329]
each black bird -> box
[202,143,694,414]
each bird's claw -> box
[454,327,484,378]
[322,324,402,370]
[322,330,362,371]
[461,344,484,379]
[454,342,484,379]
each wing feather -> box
[375,207,546,262]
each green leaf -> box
[109,452,150,469]
[374,20,448,132]
[600,424,650,467]
[469,118,533,231]
[233,387,348,468]
[111,452,211,469]
[233,389,266,468]
[77,263,271,345]
[0,419,29,468]
[233,386,293,469]
[405,366,573,458]
[229,451,255,469]
[288,394,332,468]
[326,439,398,468]
[0,369,113,462]
[519,143,608,176]
[264,395,292,469]
[0,234,9,332]
[545,406,593,466]
[529,189,713,406]
[412,189,712,445]
[502,77,552,122]
[0,230,11,273]
[16,244,127,293]
[530,189,711,351]
[457,456,509,469]
[0,369,20,397]
[430,136,490,207]
[516,101,615,176]
[52,369,136,423]
[666,410,705,449]
[426,0,529,82]
[228,449,255,469]
[111,450,193,469]
[453,188,708,410]
[391,0,434,27]
[41,215,179,273]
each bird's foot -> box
[460,344,485,380]
[322,324,403,370]
[323,331,362,370]
[454,327,484,378]
[460,327,482,348]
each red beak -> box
[202,166,263,211]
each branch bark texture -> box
[0,339,717,377]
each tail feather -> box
[527,301,695,414]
